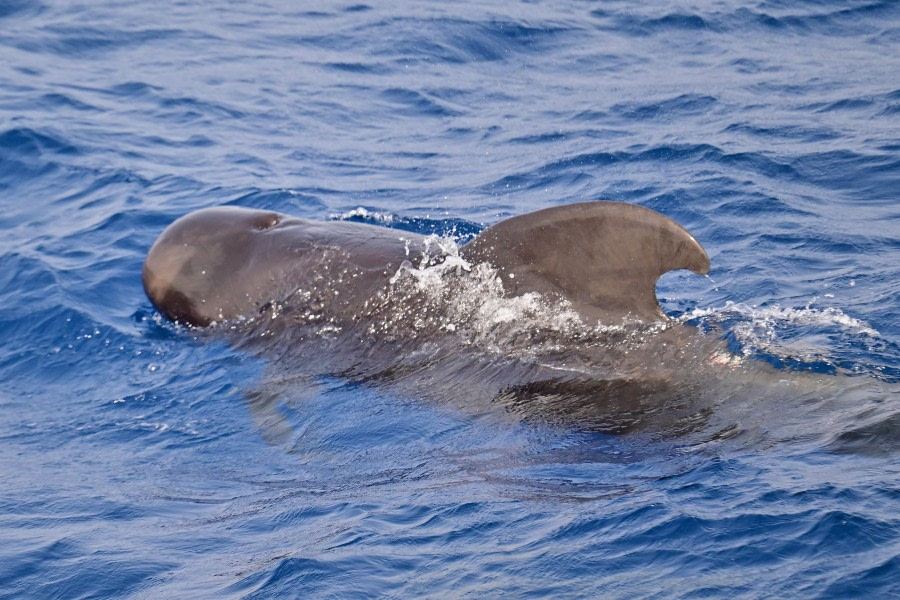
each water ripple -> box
[0,0,898,597]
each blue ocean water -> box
[1,0,898,597]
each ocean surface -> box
[1,0,898,597]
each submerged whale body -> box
[143,201,710,328]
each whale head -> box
[142,206,299,326]
[143,205,418,327]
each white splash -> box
[682,301,878,336]
[383,239,639,357]
[680,301,880,362]
[330,206,396,224]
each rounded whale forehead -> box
[144,206,291,281]
[142,206,296,326]
[163,206,284,239]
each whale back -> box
[460,202,710,324]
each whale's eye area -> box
[251,213,280,230]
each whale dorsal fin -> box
[460,201,710,324]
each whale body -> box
[143,201,710,328]
[142,201,728,435]
[142,202,896,446]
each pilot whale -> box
[143,202,896,446]
[143,201,710,328]
[143,201,732,435]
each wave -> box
[590,2,898,37]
